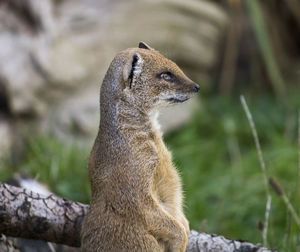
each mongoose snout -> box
[193,83,200,92]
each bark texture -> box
[0,183,87,247]
[0,183,276,251]
[0,234,20,252]
[187,231,276,252]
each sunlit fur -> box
[81,42,198,252]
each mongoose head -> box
[119,42,199,112]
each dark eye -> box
[159,72,175,82]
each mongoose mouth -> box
[166,97,189,103]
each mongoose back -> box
[81,42,199,252]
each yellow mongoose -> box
[81,42,199,252]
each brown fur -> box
[80,42,199,252]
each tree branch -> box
[0,183,276,251]
[0,183,87,247]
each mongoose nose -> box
[193,83,200,92]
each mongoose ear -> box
[123,52,143,89]
[138,42,153,50]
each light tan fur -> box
[81,42,199,252]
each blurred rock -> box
[0,0,54,116]
[0,119,13,157]
[41,85,100,144]
[0,0,228,149]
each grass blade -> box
[240,95,271,246]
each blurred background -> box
[0,0,300,251]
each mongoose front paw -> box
[181,215,190,240]
[168,222,189,252]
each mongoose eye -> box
[159,72,175,82]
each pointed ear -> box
[123,52,143,89]
[138,42,153,50]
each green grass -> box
[0,136,90,203]
[165,94,300,250]
[1,94,300,251]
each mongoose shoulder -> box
[81,42,199,252]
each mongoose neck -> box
[116,99,153,132]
